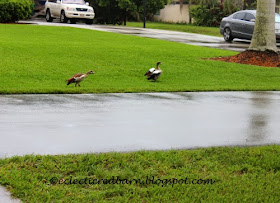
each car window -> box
[276,13,280,23]
[244,13,255,21]
[233,12,246,20]
[62,0,85,4]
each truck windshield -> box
[62,0,85,4]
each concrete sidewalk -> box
[0,186,21,203]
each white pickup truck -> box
[45,0,95,24]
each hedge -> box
[0,0,34,23]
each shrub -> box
[88,0,167,25]
[88,0,123,25]
[0,0,34,23]
[190,2,238,27]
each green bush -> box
[88,0,123,25]
[190,2,239,27]
[190,3,225,27]
[0,0,34,23]
[88,0,167,25]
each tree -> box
[117,0,136,25]
[248,0,278,52]
[89,0,123,24]
[89,0,167,24]
[223,0,242,13]
[188,0,193,23]
[198,0,217,6]
[179,0,200,24]
[133,0,168,20]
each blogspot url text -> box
[49,176,216,187]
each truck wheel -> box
[60,10,68,23]
[46,9,53,22]
[85,19,93,25]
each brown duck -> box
[66,70,95,87]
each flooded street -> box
[0,92,280,157]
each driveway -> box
[1,92,280,157]
[19,19,272,52]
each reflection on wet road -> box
[0,92,280,157]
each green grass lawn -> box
[1,24,280,202]
[1,24,280,94]
[125,21,221,37]
[0,145,280,202]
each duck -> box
[144,62,162,81]
[66,70,95,87]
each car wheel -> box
[223,27,234,42]
[60,10,68,23]
[46,9,53,22]
[85,19,93,25]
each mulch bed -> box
[210,50,280,67]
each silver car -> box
[220,10,280,42]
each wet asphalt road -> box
[1,92,280,157]
[19,19,280,52]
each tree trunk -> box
[249,0,277,52]
[188,0,192,24]
[123,10,127,26]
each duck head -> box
[87,70,95,74]
[156,62,161,69]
